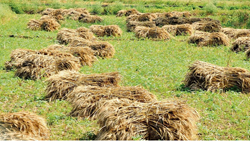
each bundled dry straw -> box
[192,20,221,32]
[27,19,41,31]
[78,14,103,23]
[188,31,230,46]
[126,21,156,32]
[46,44,97,66]
[162,24,193,36]
[234,29,250,39]
[116,10,127,17]
[57,27,95,44]
[0,112,49,140]
[27,16,60,31]
[45,70,121,101]
[125,8,140,16]
[67,86,157,119]
[220,27,237,39]
[171,11,192,17]
[231,37,250,52]
[89,25,122,37]
[135,26,171,40]
[68,37,115,58]
[184,60,250,93]
[95,98,199,140]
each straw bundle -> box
[234,29,250,39]
[0,112,49,140]
[192,20,221,32]
[40,18,60,31]
[125,8,140,16]
[189,17,215,24]
[220,27,237,39]
[171,11,192,17]
[155,12,174,18]
[41,8,54,15]
[135,26,171,40]
[76,27,96,40]
[126,21,156,32]
[78,14,103,23]
[155,17,190,26]
[184,60,250,93]
[74,8,90,15]
[67,86,157,119]
[126,14,140,22]
[116,10,127,17]
[64,9,81,20]
[95,98,199,140]
[89,25,122,37]
[162,24,193,36]
[46,44,97,66]
[45,70,121,101]
[137,13,158,22]
[27,19,41,31]
[230,37,250,52]
[188,31,229,46]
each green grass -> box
[0,1,250,140]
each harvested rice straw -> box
[46,44,97,66]
[245,48,250,60]
[171,11,192,17]
[76,27,96,40]
[41,8,55,15]
[67,85,157,119]
[184,60,250,93]
[27,19,41,31]
[135,26,171,40]
[162,24,193,36]
[234,29,250,39]
[155,12,174,18]
[192,20,221,32]
[220,27,236,39]
[230,37,250,52]
[116,10,127,17]
[126,21,156,32]
[95,98,199,140]
[78,14,103,23]
[0,112,49,140]
[40,18,60,31]
[137,13,158,22]
[89,25,122,37]
[45,70,121,101]
[125,8,140,16]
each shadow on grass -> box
[77,131,97,140]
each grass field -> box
[0,1,250,140]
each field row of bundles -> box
[44,70,200,140]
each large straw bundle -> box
[67,86,157,119]
[192,20,221,32]
[184,60,250,92]
[220,27,237,39]
[46,44,97,66]
[27,19,41,31]
[162,24,193,36]
[95,98,199,140]
[125,8,140,16]
[0,112,49,140]
[45,70,121,101]
[135,26,171,40]
[68,38,115,58]
[116,10,127,17]
[89,25,122,37]
[230,37,250,52]
[127,21,156,32]
[188,31,229,46]
[78,14,103,23]
[40,18,60,31]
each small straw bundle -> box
[40,18,61,31]
[89,25,122,37]
[220,27,237,39]
[68,37,115,58]
[192,20,221,32]
[134,26,171,40]
[0,112,50,140]
[116,10,127,17]
[67,85,157,119]
[95,98,199,140]
[27,19,41,31]
[46,44,97,66]
[171,11,192,17]
[184,60,250,93]
[162,24,193,36]
[155,12,174,18]
[126,21,156,32]
[230,37,250,52]
[125,8,140,16]
[234,29,250,39]
[78,14,103,23]
[137,13,158,22]
[188,31,230,46]
[45,70,121,101]
[57,27,95,44]
[155,17,190,26]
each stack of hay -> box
[184,60,250,93]
[188,31,229,47]
[27,15,60,31]
[134,26,171,40]
[0,112,50,140]
[162,24,193,36]
[89,25,122,37]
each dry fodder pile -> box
[192,20,221,32]
[78,14,103,23]
[67,86,157,119]
[57,27,95,44]
[0,112,49,140]
[89,25,122,37]
[134,26,171,40]
[188,31,230,46]
[230,37,250,52]
[126,21,156,32]
[162,24,193,36]
[184,60,250,93]
[45,70,121,101]
[95,98,199,140]
[46,44,97,66]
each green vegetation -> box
[0,0,250,140]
